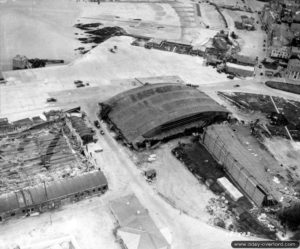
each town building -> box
[286,58,300,80]
[270,46,291,59]
[230,54,257,66]
[291,46,300,57]
[269,24,293,47]
[206,54,223,66]
[235,15,255,30]
[261,7,278,32]
[291,23,300,35]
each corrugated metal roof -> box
[205,124,291,203]
[0,192,19,214]
[69,116,94,138]
[46,171,107,200]
[0,171,107,214]
[103,83,229,144]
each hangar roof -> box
[0,171,107,214]
[103,83,229,144]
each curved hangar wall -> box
[100,83,230,149]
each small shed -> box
[217,177,243,201]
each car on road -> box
[94,120,101,128]
[227,75,235,79]
[100,130,105,135]
[258,65,262,69]
[46,98,57,102]
[233,84,240,88]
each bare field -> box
[200,3,226,30]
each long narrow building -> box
[0,171,108,222]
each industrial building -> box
[226,63,254,77]
[0,110,101,210]
[0,171,108,222]
[144,39,205,57]
[230,54,257,67]
[99,83,229,149]
[234,15,255,30]
[68,116,95,145]
[110,194,170,249]
[200,124,297,207]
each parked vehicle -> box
[46,98,57,102]
[95,148,103,153]
[100,130,105,135]
[76,83,85,88]
[94,120,101,128]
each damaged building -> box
[68,116,95,145]
[99,83,229,149]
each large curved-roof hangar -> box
[99,83,230,149]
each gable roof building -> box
[110,194,170,249]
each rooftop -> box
[101,83,229,145]
[110,194,170,249]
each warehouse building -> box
[201,124,296,207]
[99,83,229,149]
[68,116,94,145]
[230,54,257,67]
[226,63,254,77]
[110,194,170,249]
[0,171,108,222]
